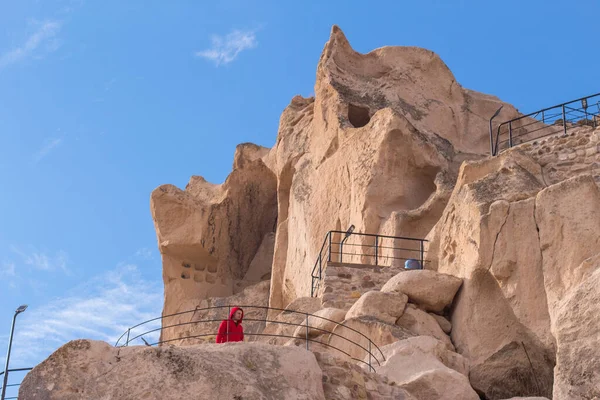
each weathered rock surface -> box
[395,304,454,350]
[151,143,277,322]
[376,336,469,377]
[315,351,417,400]
[400,369,479,400]
[534,175,600,322]
[500,397,550,400]
[381,269,462,313]
[552,259,600,400]
[427,149,600,399]
[20,340,326,400]
[328,316,414,361]
[373,337,477,400]
[293,307,347,339]
[429,313,452,334]
[345,290,408,325]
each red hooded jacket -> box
[216,307,244,343]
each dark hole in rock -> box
[182,262,191,269]
[181,271,190,279]
[348,104,371,128]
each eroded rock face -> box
[265,26,522,311]
[151,143,277,319]
[20,340,326,400]
[427,149,600,399]
[552,257,600,399]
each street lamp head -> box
[15,305,28,314]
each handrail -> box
[311,227,428,297]
[115,304,386,372]
[491,92,600,155]
[0,368,33,400]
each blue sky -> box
[0,0,599,384]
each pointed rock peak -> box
[320,25,356,65]
[329,25,352,49]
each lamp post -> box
[1,305,28,400]
[489,105,504,156]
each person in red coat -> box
[216,307,244,343]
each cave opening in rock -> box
[348,104,371,128]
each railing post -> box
[562,105,567,135]
[305,314,310,351]
[419,240,424,270]
[227,306,230,343]
[327,232,332,262]
[126,328,130,347]
[542,110,545,124]
[339,241,343,263]
[508,121,513,148]
[318,254,322,280]
[374,235,378,266]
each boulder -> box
[328,316,414,362]
[345,290,408,325]
[20,340,326,400]
[552,261,600,400]
[395,304,454,350]
[381,269,462,313]
[293,307,347,339]
[399,369,479,400]
[374,338,477,400]
[429,313,452,334]
[315,351,417,400]
[534,175,600,321]
[375,336,469,377]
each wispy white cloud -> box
[0,262,16,277]
[0,264,163,367]
[0,20,62,69]
[135,247,155,260]
[33,137,63,163]
[11,246,69,273]
[196,29,258,66]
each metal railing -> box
[114,305,386,372]
[0,368,33,400]
[491,92,600,155]
[310,226,428,297]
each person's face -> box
[233,310,242,321]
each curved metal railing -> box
[114,305,386,372]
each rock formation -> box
[20,340,417,400]
[21,25,600,400]
[151,144,277,319]
[426,150,600,399]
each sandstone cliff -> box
[49,24,597,400]
[151,25,522,319]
